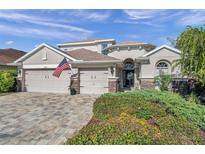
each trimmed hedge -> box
[0,70,17,93]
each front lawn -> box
[66,90,205,145]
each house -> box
[15,39,181,94]
[0,48,26,70]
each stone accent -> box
[70,77,80,95]
[108,77,119,93]
[140,79,155,89]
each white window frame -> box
[155,61,170,76]
[42,50,47,61]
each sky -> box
[0,9,205,52]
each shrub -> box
[111,90,205,130]
[66,90,204,145]
[186,93,201,104]
[154,74,172,91]
[156,115,202,144]
[94,94,167,120]
[67,113,202,145]
[0,70,17,92]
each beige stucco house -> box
[15,39,181,94]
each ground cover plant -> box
[66,90,205,145]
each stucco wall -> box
[108,47,148,60]
[140,48,180,79]
[23,47,66,65]
[59,43,113,54]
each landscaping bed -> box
[66,90,205,145]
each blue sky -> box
[0,9,205,52]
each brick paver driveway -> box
[0,93,98,144]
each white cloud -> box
[114,19,162,28]
[177,10,205,25]
[123,10,166,20]
[113,10,169,28]
[0,11,92,33]
[5,40,14,45]
[0,24,91,40]
[70,10,111,21]
[114,19,139,24]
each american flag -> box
[53,58,71,78]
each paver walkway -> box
[0,93,98,144]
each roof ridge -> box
[65,48,120,61]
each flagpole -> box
[70,64,74,76]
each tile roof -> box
[65,48,119,61]
[103,41,156,52]
[0,48,26,64]
[61,38,115,44]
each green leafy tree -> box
[175,26,205,84]
[0,70,16,92]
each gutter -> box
[57,39,116,47]
[71,60,122,64]
[0,63,17,66]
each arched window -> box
[124,62,134,70]
[155,61,170,76]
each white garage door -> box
[25,70,71,93]
[80,68,108,94]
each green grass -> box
[66,90,205,145]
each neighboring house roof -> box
[15,43,77,63]
[66,48,120,61]
[0,48,26,65]
[57,38,116,47]
[142,45,181,57]
[103,41,156,52]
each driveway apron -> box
[0,93,98,144]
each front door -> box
[123,60,135,88]
[123,70,134,88]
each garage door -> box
[25,70,71,93]
[80,68,108,94]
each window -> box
[101,43,108,50]
[42,50,47,61]
[155,61,170,76]
[124,62,134,70]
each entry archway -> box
[123,58,134,88]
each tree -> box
[175,26,205,84]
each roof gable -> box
[15,43,77,63]
[142,45,181,57]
